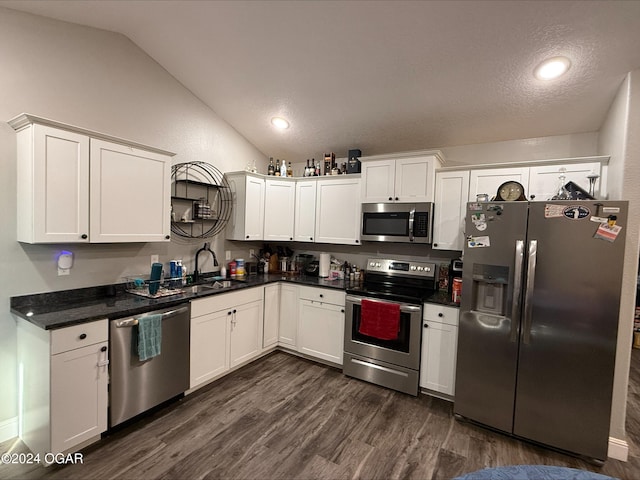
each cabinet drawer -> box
[191,287,263,318]
[423,303,459,326]
[298,286,345,306]
[51,319,108,355]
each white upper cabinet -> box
[527,162,602,201]
[89,139,171,243]
[263,178,295,241]
[433,170,470,251]
[468,167,530,202]
[294,180,317,242]
[315,176,361,245]
[361,153,442,203]
[16,124,90,243]
[10,114,174,244]
[226,172,265,241]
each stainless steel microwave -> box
[361,202,434,243]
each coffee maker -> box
[448,258,463,297]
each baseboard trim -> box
[608,436,628,461]
[0,417,18,443]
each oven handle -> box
[345,295,421,313]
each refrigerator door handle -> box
[511,240,525,342]
[523,239,538,344]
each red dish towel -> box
[359,299,401,341]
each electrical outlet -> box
[225,250,231,260]
[151,254,159,266]
[57,267,70,276]
[249,249,255,258]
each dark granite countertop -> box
[11,274,457,331]
[10,274,348,330]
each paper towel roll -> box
[319,253,330,278]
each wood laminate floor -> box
[2,350,640,480]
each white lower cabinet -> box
[263,284,280,348]
[297,286,345,365]
[190,309,229,387]
[17,318,109,461]
[190,288,263,389]
[420,304,459,397]
[278,284,299,347]
[229,300,263,368]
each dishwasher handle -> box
[114,305,189,328]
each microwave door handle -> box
[408,208,415,242]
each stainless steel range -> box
[344,258,436,395]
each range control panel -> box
[365,258,436,278]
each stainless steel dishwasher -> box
[109,303,190,427]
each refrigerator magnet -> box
[562,205,590,220]
[471,213,487,231]
[467,235,491,248]
[544,204,565,218]
[594,222,622,243]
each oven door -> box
[344,295,422,370]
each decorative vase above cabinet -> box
[10,113,174,244]
[171,162,232,239]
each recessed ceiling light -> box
[271,117,290,129]
[534,56,571,80]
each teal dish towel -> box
[138,314,162,361]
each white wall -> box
[599,70,640,447]
[438,132,598,167]
[0,7,266,438]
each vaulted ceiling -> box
[3,0,640,161]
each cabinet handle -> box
[395,197,399,201]
[388,197,392,201]
[228,311,232,315]
[233,309,237,314]
[310,237,313,241]
[290,237,293,240]
[319,294,324,298]
[355,239,359,243]
[79,333,87,340]
[246,235,249,239]
[424,323,429,328]
[81,234,88,239]
[341,309,345,313]
[434,243,438,247]
[101,346,107,352]
[438,313,443,317]
[165,235,170,240]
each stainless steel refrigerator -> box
[454,200,627,462]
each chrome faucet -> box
[194,242,218,282]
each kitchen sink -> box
[186,280,241,294]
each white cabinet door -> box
[229,299,263,367]
[226,173,265,241]
[17,124,90,243]
[50,341,108,453]
[394,156,437,202]
[264,179,295,241]
[468,167,530,202]
[419,321,458,396]
[298,300,345,365]
[315,177,361,245]
[190,309,229,388]
[294,180,317,242]
[89,139,171,242]
[528,162,601,201]
[263,284,280,348]
[361,159,395,202]
[278,284,298,347]
[433,170,470,251]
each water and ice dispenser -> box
[471,264,509,316]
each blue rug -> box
[453,465,618,480]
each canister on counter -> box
[236,258,245,278]
[452,277,462,304]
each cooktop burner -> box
[347,258,437,304]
